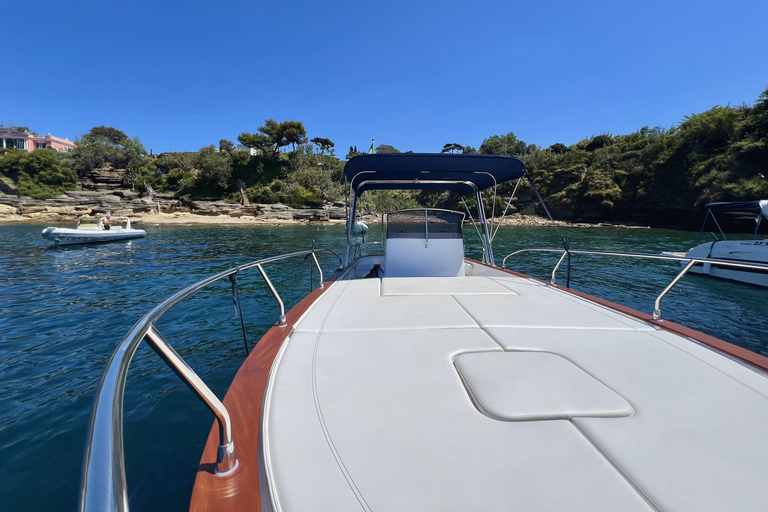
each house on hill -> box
[0,127,76,153]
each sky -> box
[2,0,767,155]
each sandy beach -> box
[0,209,648,229]
[0,211,348,226]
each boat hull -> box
[666,240,768,288]
[42,227,146,245]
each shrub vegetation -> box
[2,86,767,222]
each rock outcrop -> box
[78,167,126,191]
[0,168,625,228]
[0,161,353,223]
[0,188,347,224]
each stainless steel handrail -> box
[144,326,236,474]
[80,248,340,512]
[502,248,768,320]
[350,241,382,261]
[310,252,324,288]
[256,263,287,327]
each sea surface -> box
[1,222,766,511]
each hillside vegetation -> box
[1,86,766,225]
[515,87,768,221]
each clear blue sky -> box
[2,0,766,155]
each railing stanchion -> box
[144,326,237,475]
[654,259,696,320]
[81,248,342,512]
[551,250,567,285]
[311,252,324,288]
[503,248,768,321]
[256,263,287,327]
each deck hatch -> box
[455,351,633,421]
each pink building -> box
[0,127,77,153]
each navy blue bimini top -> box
[344,153,526,195]
[706,201,765,213]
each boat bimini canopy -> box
[343,153,528,266]
[706,200,768,219]
[696,200,768,243]
[344,153,526,195]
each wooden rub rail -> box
[79,248,341,512]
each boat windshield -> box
[385,209,464,240]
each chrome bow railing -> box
[80,248,342,512]
[502,248,768,320]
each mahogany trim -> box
[468,258,768,372]
[189,271,342,512]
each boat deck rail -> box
[80,248,342,512]
[502,248,768,320]
[349,241,382,260]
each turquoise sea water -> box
[1,222,766,511]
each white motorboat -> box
[663,200,768,287]
[42,216,146,246]
[80,154,768,512]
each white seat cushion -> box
[455,351,633,421]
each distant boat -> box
[42,216,146,246]
[663,200,768,287]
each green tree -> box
[238,120,284,158]
[156,152,195,174]
[733,86,768,173]
[479,132,527,156]
[548,143,568,154]
[584,134,614,152]
[282,120,308,150]
[346,146,361,159]
[237,132,273,157]
[72,126,147,176]
[375,144,400,154]
[441,143,464,154]
[195,145,232,189]
[310,137,335,154]
[238,119,307,157]
[259,119,286,152]
[80,126,130,147]
[219,139,235,153]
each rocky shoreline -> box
[0,189,649,229]
[0,189,352,225]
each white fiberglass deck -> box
[261,270,768,512]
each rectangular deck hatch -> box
[455,351,633,421]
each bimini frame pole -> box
[345,191,358,266]
[475,189,495,265]
[524,171,572,287]
[695,209,710,245]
